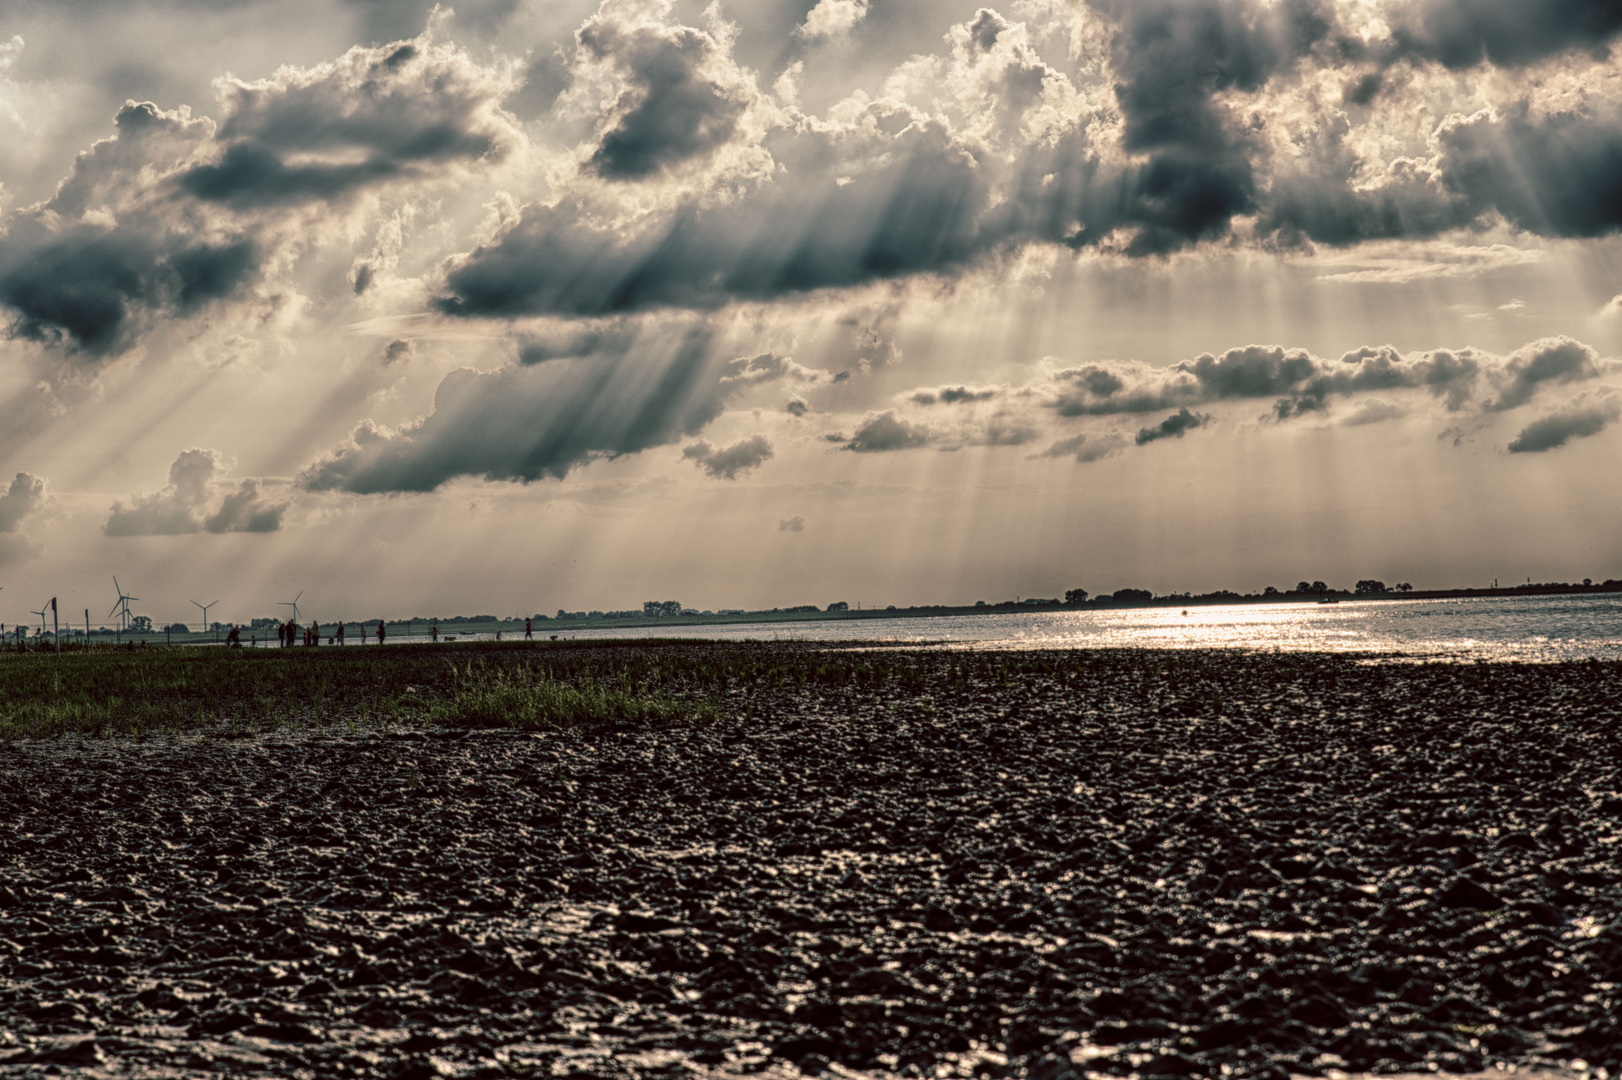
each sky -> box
[1,0,1620,626]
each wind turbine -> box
[110,577,139,640]
[279,590,303,625]
[192,599,220,643]
[30,604,47,643]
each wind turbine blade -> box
[109,601,122,617]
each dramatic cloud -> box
[0,31,517,356]
[104,449,286,536]
[1033,337,1602,421]
[424,0,1622,323]
[1506,399,1621,453]
[1135,408,1210,445]
[577,0,763,181]
[1386,0,1622,71]
[840,411,934,453]
[176,35,519,209]
[0,472,45,533]
[1484,338,1601,411]
[299,333,735,492]
[682,434,774,479]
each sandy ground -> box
[0,647,1618,1078]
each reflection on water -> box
[551,594,1622,661]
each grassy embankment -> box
[0,641,753,739]
[0,638,1122,739]
[4,639,1440,739]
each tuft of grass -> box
[431,663,714,729]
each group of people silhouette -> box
[275,619,386,647]
[257,616,535,647]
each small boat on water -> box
[1317,596,1340,604]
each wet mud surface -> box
[1,646,1619,1079]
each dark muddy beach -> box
[1,645,1618,1079]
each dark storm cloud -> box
[682,434,774,478]
[0,101,259,354]
[105,449,286,536]
[0,473,46,533]
[1436,105,1622,240]
[0,227,260,355]
[1506,399,1621,453]
[1078,0,1342,253]
[298,331,735,492]
[839,411,933,453]
[435,115,989,317]
[0,33,517,356]
[427,0,1622,316]
[1483,338,1600,411]
[1136,407,1210,444]
[1387,0,1622,70]
[577,5,752,180]
[1263,101,1622,247]
[174,35,518,209]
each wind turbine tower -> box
[110,577,139,642]
[192,599,220,643]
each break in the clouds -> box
[104,450,286,536]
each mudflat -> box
[0,644,1618,1079]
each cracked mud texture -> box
[1,644,1619,1079]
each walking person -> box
[376,620,385,645]
[336,621,346,646]
[431,621,438,642]
[525,617,533,640]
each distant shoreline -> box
[536,580,1622,633]
[15,580,1619,647]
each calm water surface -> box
[551,594,1622,661]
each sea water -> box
[548,593,1622,661]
